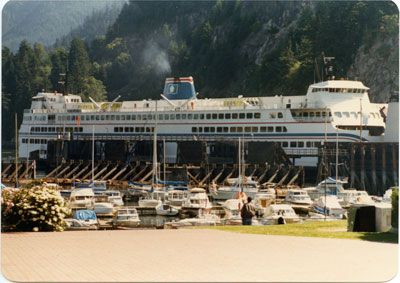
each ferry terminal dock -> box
[1,229,397,282]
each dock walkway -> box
[1,229,397,282]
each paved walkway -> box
[1,229,398,282]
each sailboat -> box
[209,137,259,200]
[138,102,162,208]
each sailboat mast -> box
[152,101,158,187]
[15,113,19,187]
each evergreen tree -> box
[68,38,91,95]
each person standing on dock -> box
[241,197,256,225]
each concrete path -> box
[1,229,398,282]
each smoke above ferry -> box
[142,41,171,75]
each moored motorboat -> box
[69,188,95,210]
[65,209,99,230]
[312,195,346,218]
[261,204,302,225]
[93,195,114,215]
[155,204,179,216]
[103,190,124,206]
[113,207,141,228]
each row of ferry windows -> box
[311,88,366,93]
[113,126,288,134]
[334,111,381,119]
[192,126,288,133]
[21,138,48,144]
[30,127,83,133]
[56,112,264,121]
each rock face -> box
[348,37,399,103]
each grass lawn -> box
[203,220,398,243]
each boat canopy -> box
[73,210,97,221]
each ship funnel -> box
[163,76,196,100]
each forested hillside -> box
[2,1,399,144]
[2,0,119,52]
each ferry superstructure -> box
[18,76,388,167]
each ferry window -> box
[237,127,243,133]
[204,127,209,133]
[290,141,297,148]
[131,115,136,120]
[302,112,308,117]
[277,112,283,118]
[260,127,266,133]
[115,115,120,121]
[210,127,215,133]
[198,127,203,133]
[283,127,287,132]
[101,115,105,120]
[239,113,245,119]
[334,112,342,118]
[218,113,224,119]
[276,126,282,132]
[269,112,276,119]
[146,128,151,133]
[282,142,288,148]
[298,141,304,148]
[247,113,253,119]
[130,127,134,132]
[200,114,205,120]
[66,116,70,121]
[225,113,231,119]
[135,127,140,133]
[329,112,332,117]
[194,114,198,120]
[142,114,147,121]
[30,139,34,144]
[314,142,321,147]
[42,127,47,132]
[148,114,153,120]
[343,112,350,118]
[245,127,251,133]
[321,112,326,117]
[124,127,128,132]
[252,127,258,133]
[114,127,119,132]
[316,112,321,117]
[192,127,197,133]
[223,127,229,133]
[217,127,222,133]
[254,113,261,119]
[310,112,315,117]
[268,127,274,133]
[121,115,125,121]
[41,140,46,144]
[187,114,192,120]
[230,127,236,133]
[232,113,238,119]
[158,114,163,120]
[175,114,180,120]
[74,127,79,132]
[126,115,131,120]
[306,141,313,148]
[162,114,167,120]
[170,114,175,120]
[182,114,186,120]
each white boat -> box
[69,188,95,209]
[93,195,114,215]
[138,194,162,207]
[312,195,346,218]
[113,207,141,228]
[18,75,390,168]
[210,179,259,200]
[261,204,302,225]
[182,188,212,211]
[103,190,124,206]
[221,199,243,225]
[253,190,275,216]
[155,204,179,216]
[303,177,348,200]
[285,189,313,206]
[74,180,107,194]
[165,213,221,227]
[167,189,188,206]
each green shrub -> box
[1,181,71,231]
[391,187,398,229]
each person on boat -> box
[241,197,256,225]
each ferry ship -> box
[18,76,389,167]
